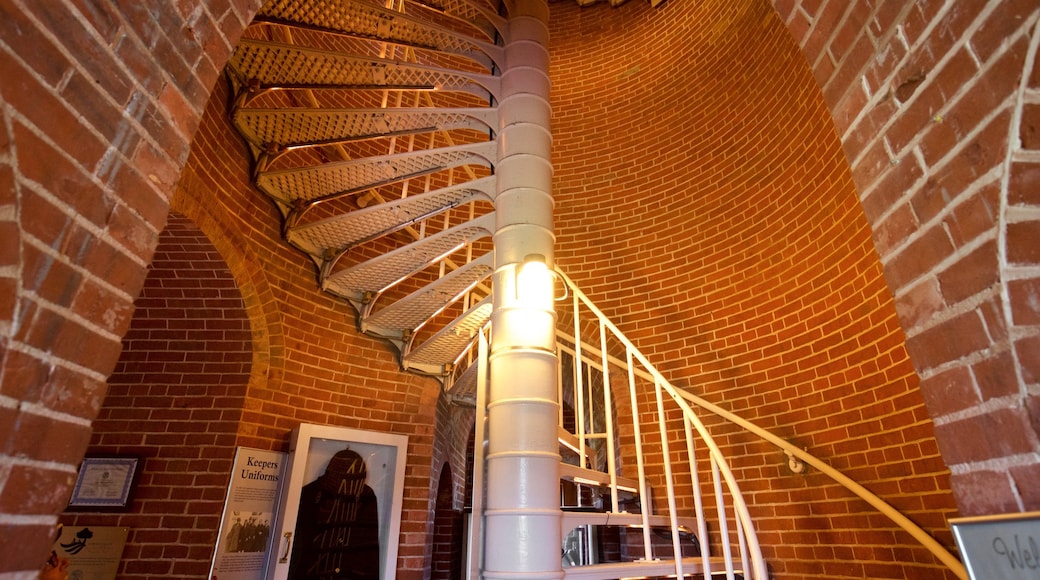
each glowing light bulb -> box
[517,254,552,308]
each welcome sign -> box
[951,512,1040,579]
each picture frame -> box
[67,456,140,511]
[266,424,408,580]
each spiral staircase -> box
[221,1,983,579]
[226,0,503,396]
[225,0,758,578]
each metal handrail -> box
[555,269,967,580]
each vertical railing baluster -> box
[627,349,654,561]
[599,321,618,514]
[466,330,489,580]
[556,347,564,431]
[685,413,712,577]
[572,293,587,467]
[654,377,684,578]
[711,455,736,580]
[735,507,750,579]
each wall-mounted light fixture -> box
[515,253,567,307]
[516,253,552,307]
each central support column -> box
[484,0,561,578]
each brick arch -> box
[0,1,258,573]
[431,464,462,580]
[171,29,448,579]
[62,211,253,576]
[771,1,1040,514]
[169,90,286,448]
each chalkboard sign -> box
[951,511,1040,579]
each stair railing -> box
[557,270,768,579]
[555,269,967,580]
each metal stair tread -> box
[561,510,698,533]
[558,427,601,468]
[560,463,639,493]
[362,251,493,338]
[562,557,739,580]
[255,0,504,71]
[403,295,491,376]
[255,141,497,205]
[407,0,506,41]
[444,361,478,405]
[232,107,498,152]
[228,39,500,100]
[323,213,494,303]
[286,176,495,257]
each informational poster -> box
[49,525,128,580]
[210,447,287,580]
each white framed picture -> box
[267,424,408,580]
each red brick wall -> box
[0,0,255,574]
[0,0,455,575]
[167,76,452,579]
[1,0,1038,577]
[430,465,462,580]
[63,213,250,576]
[550,1,958,578]
[771,1,1040,514]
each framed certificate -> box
[68,457,140,510]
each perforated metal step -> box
[255,0,504,71]
[287,175,496,258]
[562,558,737,580]
[363,251,493,339]
[228,39,500,101]
[232,107,499,153]
[403,295,492,376]
[559,463,639,494]
[397,0,506,41]
[560,511,698,536]
[256,140,497,206]
[322,212,494,304]
[444,360,479,405]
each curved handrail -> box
[671,387,968,579]
[555,269,967,580]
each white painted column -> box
[484,0,561,578]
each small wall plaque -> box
[50,525,129,580]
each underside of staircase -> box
[225,0,729,578]
[227,0,502,403]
